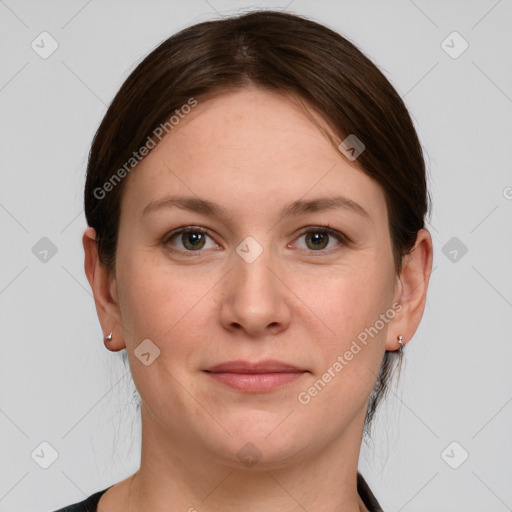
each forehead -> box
[120,88,387,224]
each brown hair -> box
[84,9,431,435]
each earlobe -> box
[82,227,126,351]
[386,228,434,351]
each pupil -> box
[185,232,204,249]
[308,232,327,249]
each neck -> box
[112,402,370,512]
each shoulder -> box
[50,477,381,511]
[50,487,111,512]
[357,472,385,512]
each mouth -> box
[203,359,308,393]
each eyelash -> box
[162,225,348,257]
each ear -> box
[83,227,126,352]
[386,228,434,351]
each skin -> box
[83,87,433,512]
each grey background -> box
[1,0,511,511]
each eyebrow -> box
[142,194,370,220]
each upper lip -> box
[205,359,307,374]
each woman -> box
[55,9,433,512]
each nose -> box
[219,240,292,337]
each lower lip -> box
[205,371,306,392]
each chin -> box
[200,415,310,469]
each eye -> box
[163,225,348,257]
[292,226,347,252]
[164,226,219,254]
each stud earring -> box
[104,332,113,342]
[397,335,404,352]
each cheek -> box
[292,259,394,402]
[116,255,216,409]
[117,251,217,358]
[297,260,393,343]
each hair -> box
[84,9,431,436]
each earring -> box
[397,335,404,352]
[104,332,113,342]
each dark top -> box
[51,472,383,511]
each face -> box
[111,87,401,468]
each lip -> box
[204,359,308,393]
[205,359,306,374]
